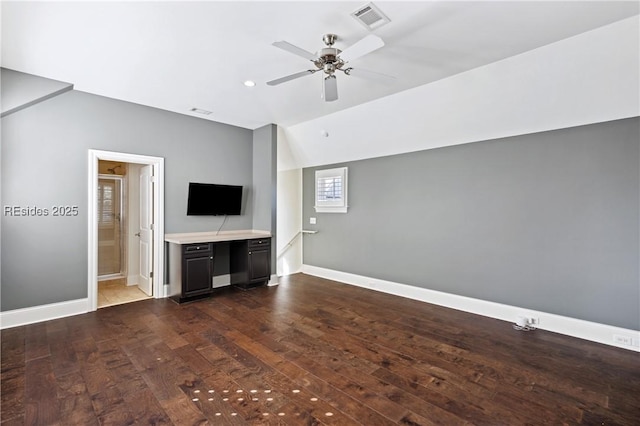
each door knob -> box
[135,232,141,237]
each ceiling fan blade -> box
[323,75,338,102]
[272,41,317,61]
[267,70,316,86]
[339,34,384,63]
[346,67,396,85]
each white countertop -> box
[165,229,271,244]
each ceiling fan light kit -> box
[267,33,395,102]
[323,75,338,102]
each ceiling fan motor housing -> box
[314,47,344,75]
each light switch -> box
[310,217,317,225]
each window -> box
[315,167,348,213]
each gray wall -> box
[303,118,639,330]
[1,84,261,311]
[252,124,278,270]
[1,68,73,117]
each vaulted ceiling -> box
[2,1,638,130]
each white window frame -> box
[315,167,348,213]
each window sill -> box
[314,206,348,213]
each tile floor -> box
[97,277,152,308]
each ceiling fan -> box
[266,33,395,102]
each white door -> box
[138,165,154,296]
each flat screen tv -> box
[187,182,243,216]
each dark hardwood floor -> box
[1,273,639,425]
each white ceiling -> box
[2,1,638,130]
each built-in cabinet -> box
[183,243,215,296]
[166,231,272,303]
[169,242,215,303]
[231,238,271,290]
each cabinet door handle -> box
[248,251,252,255]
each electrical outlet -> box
[310,217,316,225]
[516,315,539,327]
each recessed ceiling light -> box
[189,107,212,115]
[243,80,256,87]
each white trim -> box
[98,273,124,281]
[314,206,348,213]
[301,265,640,352]
[88,150,165,312]
[267,273,280,286]
[0,299,89,329]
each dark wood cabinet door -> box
[248,248,270,282]
[184,255,212,295]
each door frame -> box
[88,149,165,311]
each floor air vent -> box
[351,2,390,31]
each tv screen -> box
[187,182,243,216]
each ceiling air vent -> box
[351,2,390,31]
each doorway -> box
[88,150,165,311]
[96,163,153,307]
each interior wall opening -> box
[96,160,153,308]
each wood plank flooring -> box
[2,273,639,425]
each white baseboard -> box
[268,274,280,286]
[301,265,640,352]
[210,273,279,288]
[0,298,89,330]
